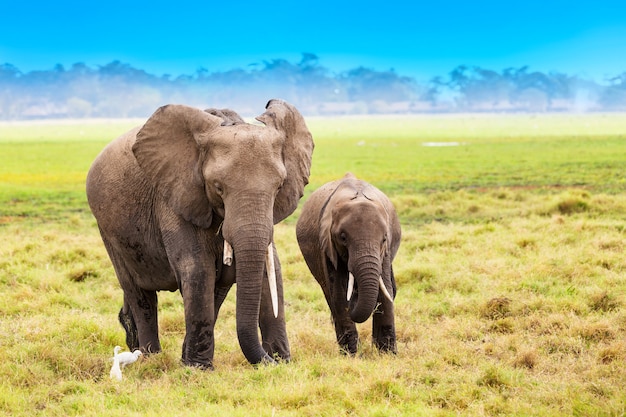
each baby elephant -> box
[296,173,401,354]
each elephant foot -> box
[337,331,359,356]
[270,352,291,363]
[181,346,214,370]
[267,352,291,363]
[182,333,215,370]
[256,354,277,367]
[375,341,397,354]
[182,358,214,370]
[262,340,291,363]
[374,325,397,354]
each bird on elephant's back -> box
[86,99,314,369]
[296,172,401,355]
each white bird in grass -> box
[110,346,142,380]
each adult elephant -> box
[86,99,314,369]
[296,173,401,354]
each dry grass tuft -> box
[489,317,515,333]
[512,349,538,369]
[575,321,615,343]
[588,291,621,312]
[481,297,512,320]
[597,342,626,364]
[67,268,99,282]
[554,198,589,215]
[476,366,509,389]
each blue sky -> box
[2,0,625,82]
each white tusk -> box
[379,276,394,303]
[265,243,279,318]
[347,272,355,301]
[223,241,233,266]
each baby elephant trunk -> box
[348,255,382,323]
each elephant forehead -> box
[206,126,286,180]
[335,200,387,227]
[223,125,284,148]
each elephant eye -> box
[214,182,224,196]
[340,232,347,243]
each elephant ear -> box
[320,202,338,269]
[256,99,314,224]
[133,104,223,228]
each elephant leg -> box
[214,285,232,320]
[259,246,290,361]
[329,266,359,355]
[372,265,397,353]
[372,300,396,353]
[122,287,161,354]
[101,235,161,353]
[331,304,359,355]
[180,267,217,369]
[214,257,235,320]
[160,224,218,368]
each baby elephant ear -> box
[257,99,315,223]
[133,104,223,228]
[319,206,338,269]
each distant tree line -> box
[0,53,625,119]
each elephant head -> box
[131,99,313,364]
[320,177,397,324]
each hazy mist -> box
[1,54,624,120]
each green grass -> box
[0,121,138,222]
[304,114,626,194]
[1,114,625,416]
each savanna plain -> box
[0,113,625,416]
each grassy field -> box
[0,113,625,416]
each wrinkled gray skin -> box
[296,173,401,354]
[86,99,313,368]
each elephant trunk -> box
[223,194,275,365]
[348,251,382,323]
[234,238,274,364]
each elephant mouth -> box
[347,272,393,305]
[223,240,279,318]
[345,271,394,323]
